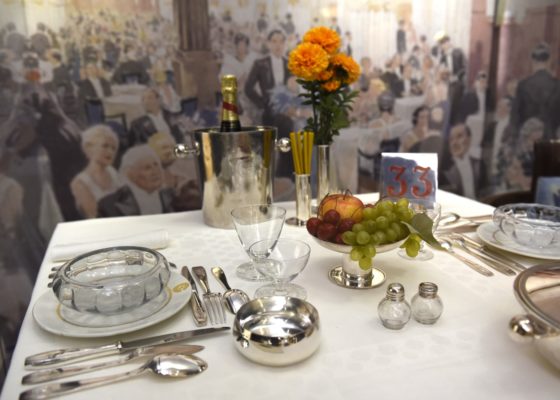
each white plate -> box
[476,222,560,260]
[33,271,192,338]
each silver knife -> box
[455,233,526,273]
[22,344,204,384]
[182,266,208,326]
[24,326,228,368]
[452,237,516,276]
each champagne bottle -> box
[219,74,242,132]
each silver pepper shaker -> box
[411,282,443,324]
[378,283,411,330]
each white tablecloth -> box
[2,191,560,400]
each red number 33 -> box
[387,165,407,197]
[411,166,433,198]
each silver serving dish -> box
[493,203,560,249]
[51,246,170,316]
[232,296,321,366]
[509,263,560,370]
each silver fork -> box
[191,267,226,325]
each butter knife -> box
[25,326,228,368]
[182,266,208,326]
[22,344,204,384]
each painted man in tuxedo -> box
[440,123,487,199]
[458,71,489,123]
[437,35,467,126]
[79,61,113,100]
[129,88,183,146]
[510,43,560,138]
[244,29,293,178]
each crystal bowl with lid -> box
[51,246,171,317]
[493,203,560,249]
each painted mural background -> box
[0,0,559,381]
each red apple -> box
[319,192,364,223]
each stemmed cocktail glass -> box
[231,204,286,281]
[249,238,311,299]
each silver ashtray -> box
[232,296,321,366]
[510,263,560,370]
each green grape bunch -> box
[341,198,414,270]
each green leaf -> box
[403,213,443,250]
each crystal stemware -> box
[398,201,442,261]
[231,204,287,281]
[250,238,311,299]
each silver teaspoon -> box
[211,267,250,314]
[20,354,207,400]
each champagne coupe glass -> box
[231,204,287,281]
[398,201,442,261]
[250,238,311,299]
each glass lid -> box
[513,263,560,331]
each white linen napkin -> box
[49,229,170,262]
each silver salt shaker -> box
[411,282,443,324]
[378,283,411,330]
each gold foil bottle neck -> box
[221,75,238,92]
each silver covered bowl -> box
[509,263,560,370]
[232,296,321,366]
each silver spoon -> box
[211,267,250,314]
[22,344,204,385]
[439,239,494,277]
[20,354,207,400]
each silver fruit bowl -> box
[232,296,321,366]
[509,263,560,370]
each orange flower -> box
[331,53,361,84]
[322,78,341,92]
[303,26,341,54]
[317,68,334,82]
[288,42,329,81]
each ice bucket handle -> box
[174,142,201,158]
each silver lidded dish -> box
[493,203,560,249]
[51,246,171,316]
[509,263,560,370]
[233,296,321,366]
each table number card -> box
[380,153,438,203]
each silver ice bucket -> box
[175,126,277,229]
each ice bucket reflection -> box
[175,126,277,229]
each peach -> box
[318,192,364,223]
